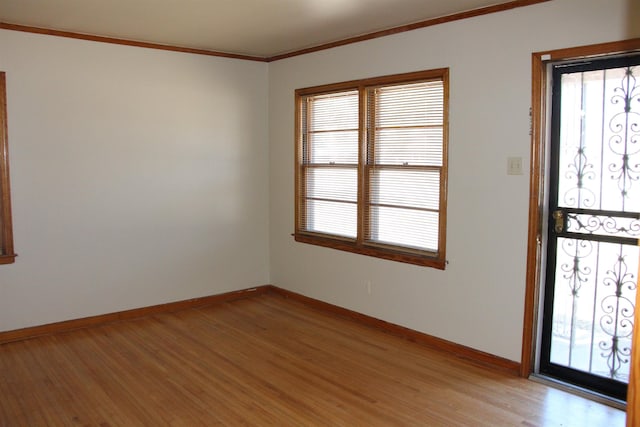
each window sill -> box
[0,253,16,264]
[294,233,445,269]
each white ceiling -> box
[0,0,520,58]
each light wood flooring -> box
[0,292,626,426]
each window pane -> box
[306,199,357,238]
[375,127,443,166]
[367,78,444,253]
[309,131,358,164]
[307,167,357,202]
[370,168,439,210]
[300,89,359,239]
[309,91,359,132]
[369,206,438,251]
[376,81,443,127]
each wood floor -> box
[0,292,626,426]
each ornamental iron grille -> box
[542,56,640,400]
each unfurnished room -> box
[0,0,639,425]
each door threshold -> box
[529,374,626,411]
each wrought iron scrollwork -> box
[599,247,636,379]
[566,213,640,238]
[608,66,640,206]
[564,146,596,208]
[596,66,639,380]
[559,239,593,296]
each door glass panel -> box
[556,66,640,213]
[542,56,640,400]
[550,238,638,382]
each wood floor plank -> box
[0,292,626,426]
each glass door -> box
[540,55,640,401]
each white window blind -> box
[300,90,359,238]
[366,81,444,252]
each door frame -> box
[521,38,640,380]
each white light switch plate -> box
[507,157,523,175]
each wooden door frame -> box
[521,38,640,380]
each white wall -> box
[0,30,270,331]
[268,0,638,362]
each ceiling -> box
[0,0,525,59]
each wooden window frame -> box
[0,72,16,264]
[294,69,449,269]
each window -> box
[0,72,16,264]
[294,69,448,268]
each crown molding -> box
[1,0,551,62]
